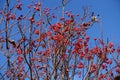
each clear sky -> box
[43,0,120,45]
[0,0,120,80]
[37,0,120,80]
[0,0,119,44]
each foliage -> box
[0,0,120,80]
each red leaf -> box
[109,42,114,48]
[77,62,84,68]
[34,29,40,35]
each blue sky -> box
[0,0,119,44]
[0,0,120,80]
[81,0,120,45]
[43,0,120,45]
[36,0,120,79]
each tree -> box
[0,0,120,80]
